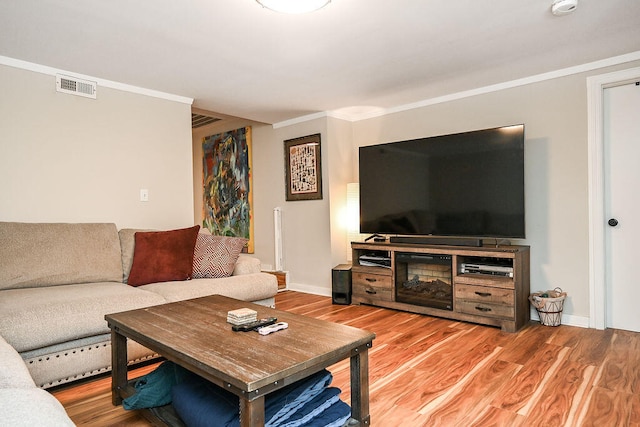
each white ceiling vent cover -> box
[56,74,97,99]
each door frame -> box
[587,66,640,329]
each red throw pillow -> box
[192,234,248,279]
[127,225,200,287]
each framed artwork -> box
[202,126,254,253]
[284,133,323,201]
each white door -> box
[603,81,640,332]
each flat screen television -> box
[359,124,525,244]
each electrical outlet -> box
[140,189,149,202]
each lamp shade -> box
[257,0,331,14]
[346,182,361,261]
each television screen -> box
[359,125,525,239]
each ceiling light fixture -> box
[256,0,331,14]
[551,0,578,16]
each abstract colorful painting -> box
[202,127,253,252]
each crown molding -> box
[271,111,328,129]
[273,50,640,127]
[0,55,193,105]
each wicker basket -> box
[529,287,567,326]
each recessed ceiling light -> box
[551,0,578,16]
[256,0,331,14]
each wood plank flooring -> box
[52,291,640,426]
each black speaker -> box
[332,264,352,305]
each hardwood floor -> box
[52,291,640,426]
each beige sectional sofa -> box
[0,333,74,426]
[0,222,278,396]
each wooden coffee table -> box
[105,295,375,426]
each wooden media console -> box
[351,241,530,332]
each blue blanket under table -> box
[123,362,352,427]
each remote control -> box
[257,322,288,335]
[232,317,278,332]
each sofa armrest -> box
[0,334,36,388]
[233,254,261,275]
[1,389,75,426]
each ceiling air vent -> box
[56,74,97,99]
[192,113,221,128]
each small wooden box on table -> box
[351,241,530,332]
[105,295,375,426]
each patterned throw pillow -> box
[192,234,248,279]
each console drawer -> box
[353,272,392,289]
[455,284,514,305]
[353,283,393,302]
[353,272,393,302]
[456,300,514,319]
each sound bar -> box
[389,236,483,247]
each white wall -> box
[189,59,640,320]
[236,59,640,324]
[349,60,640,323]
[326,117,358,268]
[352,77,588,317]
[0,64,194,229]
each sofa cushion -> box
[0,334,36,389]
[119,228,150,284]
[139,273,278,303]
[128,226,200,287]
[233,254,262,275]
[0,389,75,427]
[0,222,123,290]
[192,234,248,279]
[0,282,167,353]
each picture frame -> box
[284,133,323,201]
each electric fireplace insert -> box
[395,252,453,310]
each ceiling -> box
[1,0,639,125]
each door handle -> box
[608,218,619,227]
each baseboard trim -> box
[287,282,332,297]
[530,308,590,328]
[286,286,591,329]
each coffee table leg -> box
[110,329,128,406]
[240,395,265,427]
[350,347,371,425]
